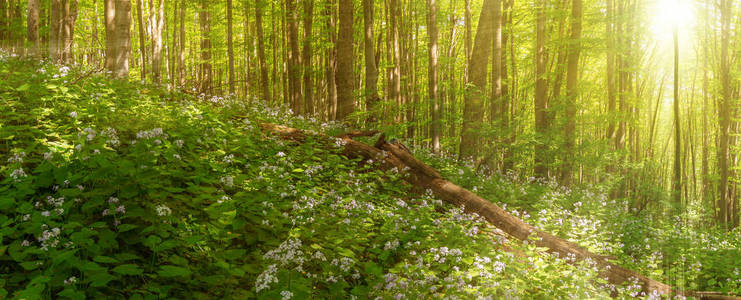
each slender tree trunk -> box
[178,0,185,85]
[226,0,235,94]
[464,0,472,70]
[256,0,270,102]
[335,0,354,120]
[49,0,62,61]
[363,0,380,122]
[27,0,40,58]
[170,0,177,86]
[562,0,581,185]
[286,0,301,114]
[672,24,682,211]
[534,0,549,177]
[60,0,78,64]
[489,0,502,126]
[390,0,402,122]
[151,0,164,82]
[718,0,732,227]
[199,0,211,92]
[428,0,440,152]
[501,0,513,171]
[605,0,616,141]
[302,0,315,115]
[460,0,495,159]
[136,0,146,81]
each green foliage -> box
[1,56,738,299]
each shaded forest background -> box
[1,0,739,229]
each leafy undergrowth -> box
[0,55,736,299]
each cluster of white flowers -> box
[220,176,234,188]
[7,152,25,163]
[37,227,61,250]
[222,154,235,164]
[255,264,278,292]
[63,276,77,285]
[10,168,27,181]
[428,247,463,264]
[156,204,172,216]
[174,139,184,148]
[280,290,293,300]
[101,127,119,146]
[136,128,168,140]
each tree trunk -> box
[226,0,235,94]
[302,0,315,115]
[60,0,78,64]
[286,0,301,114]
[427,0,440,152]
[533,0,549,177]
[255,0,270,102]
[672,24,682,210]
[324,0,337,120]
[151,0,164,82]
[27,0,40,58]
[49,0,62,61]
[718,0,732,227]
[363,0,380,122]
[489,0,502,127]
[178,0,185,85]
[390,0,402,122]
[335,0,354,120]
[460,0,495,159]
[562,0,581,185]
[199,0,211,92]
[136,0,146,81]
[105,0,130,79]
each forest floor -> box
[1,56,740,299]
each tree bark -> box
[178,0,185,86]
[672,23,682,210]
[286,0,301,114]
[151,0,164,82]
[60,0,78,64]
[562,0,581,185]
[256,0,270,102]
[136,0,146,81]
[104,0,130,79]
[390,0,402,122]
[533,0,549,177]
[363,0,380,122]
[27,0,40,58]
[427,0,440,152]
[199,0,211,92]
[335,0,354,120]
[460,0,495,159]
[718,0,732,227]
[302,0,315,115]
[227,0,235,94]
[49,0,62,62]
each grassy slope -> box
[0,56,738,299]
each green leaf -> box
[93,256,119,264]
[157,265,191,277]
[112,264,143,275]
[16,83,30,92]
[117,224,138,232]
[89,272,115,287]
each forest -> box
[1,0,741,298]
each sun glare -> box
[650,0,696,43]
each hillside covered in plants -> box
[2,0,741,298]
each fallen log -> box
[260,123,739,300]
